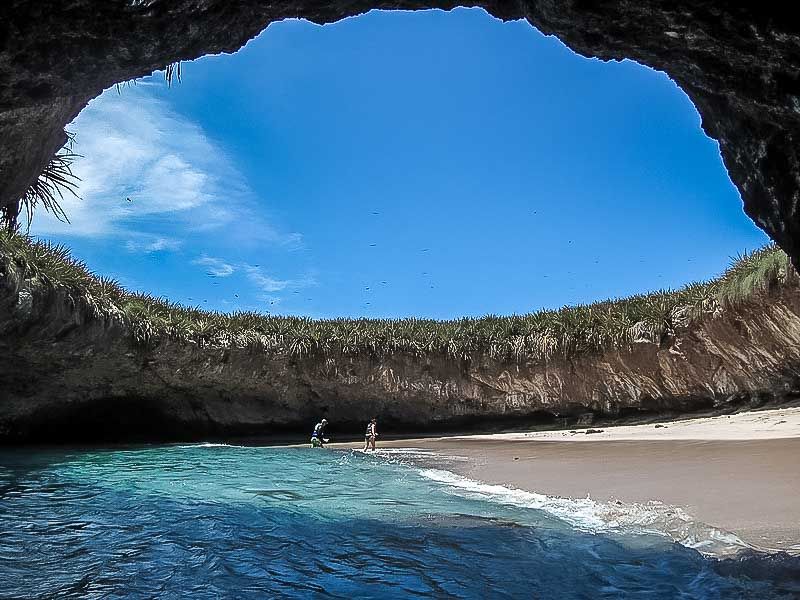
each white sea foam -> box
[176,442,241,448]
[370,448,438,455]
[353,447,469,465]
[419,468,608,529]
[417,468,757,556]
[369,448,455,459]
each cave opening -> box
[19,8,770,320]
[4,10,800,586]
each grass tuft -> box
[713,245,793,308]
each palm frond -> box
[5,149,82,232]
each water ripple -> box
[0,445,796,598]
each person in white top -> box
[310,418,328,448]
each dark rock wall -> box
[3,257,800,443]
[1,2,800,262]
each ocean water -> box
[0,444,796,599]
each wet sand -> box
[400,437,800,552]
[332,408,800,552]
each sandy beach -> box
[332,407,800,552]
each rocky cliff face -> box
[3,257,800,443]
[3,1,800,442]
[2,2,800,263]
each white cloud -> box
[244,265,316,293]
[30,86,302,249]
[125,236,182,253]
[187,256,315,296]
[27,84,316,312]
[193,255,235,278]
[244,267,292,292]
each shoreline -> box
[330,407,800,553]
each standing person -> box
[363,418,378,451]
[311,418,328,448]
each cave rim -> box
[18,6,775,321]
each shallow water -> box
[0,444,796,598]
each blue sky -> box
[33,8,768,319]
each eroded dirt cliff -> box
[3,255,800,443]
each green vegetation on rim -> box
[1,230,794,363]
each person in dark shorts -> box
[363,418,377,451]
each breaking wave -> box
[418,467,757,556]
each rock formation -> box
[2,2,800,442]
[1,2,800,262]
[3,251,800,443]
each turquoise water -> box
[0,444,796,598]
